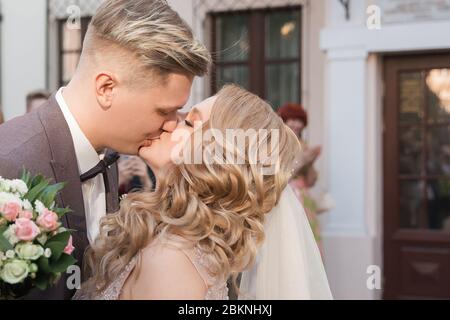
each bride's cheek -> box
[164,142,178,164]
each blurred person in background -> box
[118,155,156,196]
[26,89,51,113]
[278,103,331,257]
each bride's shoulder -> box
[131,242,207,299]
[141,241,192,265]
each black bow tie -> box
[80,151,120,183]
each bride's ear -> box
[95,72,117,110]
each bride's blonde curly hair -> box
[82,85,301,296]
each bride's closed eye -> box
[185,119,194,128]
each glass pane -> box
[427,126,450,175]
[426,179,450,232]
[266,63,299,109]
[399,72,424,123]
[63,53,80,84]
[399,126,423,175]
[426,69,450,123]
[217,66,249,89]
[400,180,425,229]
[62,22,82,51]
[216,15,249,62]
[266,10,300,59]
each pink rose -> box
[63,235,75,255]
[15,218,41,241]
[37,209,59,231]
[19,210,33,220]
[1,202,21,221]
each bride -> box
[75,85,332,300]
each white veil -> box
[238,186,333,300]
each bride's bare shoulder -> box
[130,242,207,300]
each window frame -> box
[210,6,302,107]
[57,17,91,86]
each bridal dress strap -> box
[148,235,229,300]
[97,254,139,300]
[180,247,229,300]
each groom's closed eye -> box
[156,106,183,117]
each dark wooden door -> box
[384,53,450,299]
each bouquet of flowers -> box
[0,171,76,299]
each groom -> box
[0,0,210,300]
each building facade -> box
[0,0,449,299]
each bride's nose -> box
[161,117,178,133]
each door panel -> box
[384,53,450,299]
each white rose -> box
[15,243,44,261]
[5,249,15,259]
[22,199,33,211]
[0,259,29,284]
[44,248,52,258]
[36,233,48,246]
[0,178,11,193]
[0,177,7,192]
[2,225,19,246]
[29,263,38,273]
[34,200,46,215]
[9,179,28,196]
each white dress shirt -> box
[56,88,106,244]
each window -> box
[58,17,91,86]
[397,69,450,231]
[211,7,301,110]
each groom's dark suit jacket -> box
[0,95,119,300]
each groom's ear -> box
[95,72,117,110]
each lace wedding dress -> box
[74,239,229,300]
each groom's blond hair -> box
[81,0,210,82]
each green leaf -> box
[0,232,13,251]
[49,253,77,274]
[0,225,13,251]
[54,207,72,218]
[39,182,66,208]
[20,170,32,187]
[47,230,71,244]
[25,180,50,203]
[46,241,67,262]
[37,256,52,274]
[45,231,71,261]
[30,174,45,188]
[34,274,49,291]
